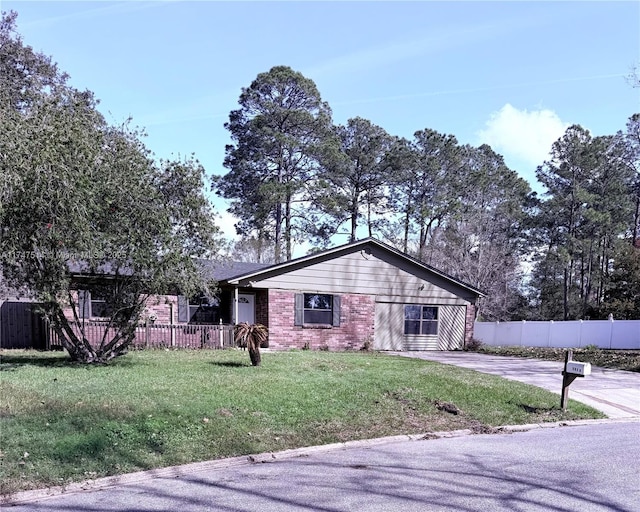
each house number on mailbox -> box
[561,349,592,412]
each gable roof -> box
[60,238,485,298]
[198,260,271,281]
[221,237,485,297]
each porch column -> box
[234,287,239,325]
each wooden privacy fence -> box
[0,301,48,349]
[48,321,236,350]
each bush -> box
[465,338,483,351]
[360,338,373,352]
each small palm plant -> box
[234,322,268,366]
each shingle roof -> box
[63,238,484,297]
[67,258,270,282]
[197,260,271,281]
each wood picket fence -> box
[47,321,236,350]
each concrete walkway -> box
[389,351,640,418]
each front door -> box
[237,294,255,324]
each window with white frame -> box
[404,305,438,335]
[90,290,113,318]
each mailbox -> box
[565,361,591,376]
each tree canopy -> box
[3,10,638,332]
[214,65,639,320]
[214,66,336,262]
[0,11,221,362]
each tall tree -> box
[616,114,640,246]
[214,66,335,262]
[427,145,534,320]
[0,11,220,362]
[386,129,465,259]
[313,117,394,243]
[533,125,635,319]
[602,240,640,319]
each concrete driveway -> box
[389,351,640,418]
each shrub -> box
[465,338,483,351]
[360,338,373,352]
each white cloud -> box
[478,104,570,171]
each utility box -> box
[565,361,592,376]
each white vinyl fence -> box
[474,320,640,350]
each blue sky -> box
[4,0,640,241]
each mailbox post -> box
[561,349,592,412]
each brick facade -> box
[63,292,177,324]
[62,286,478,352]
[143,295,177,324]
[254,290,269,326]
[464,303,477,347]
[265,289,375,351]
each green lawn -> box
[0,349,603,495]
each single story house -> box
[212,238,484,351]
[64,238,485,351]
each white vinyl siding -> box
[374,301,404,350]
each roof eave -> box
[225,238,486,297]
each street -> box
[5,420,639,511]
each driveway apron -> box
[389,351,640,418]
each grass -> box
[0,348,604,495]
[475,345,640,372]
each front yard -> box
[0,349,603,495]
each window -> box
[90,290,112,318]
[404,305,438,335]
[78,289,112,318]
[295,293,341,326]
[178,294,219,324]
[304,293,332,324]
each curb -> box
[3,416,639,506]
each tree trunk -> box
[274,201,282,263]
[563,267,569,321]
[285,192,292,261]
[634,195,640,247]
[248,342,261,366]
[350,207,358,243]
[403,206,411,253]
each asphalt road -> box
[5,420,639,512]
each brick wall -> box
[464,303,477,347]
[144,295,176,324]
[255,290,269,326]
[266,289,375,351]
[62,292,176,324]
